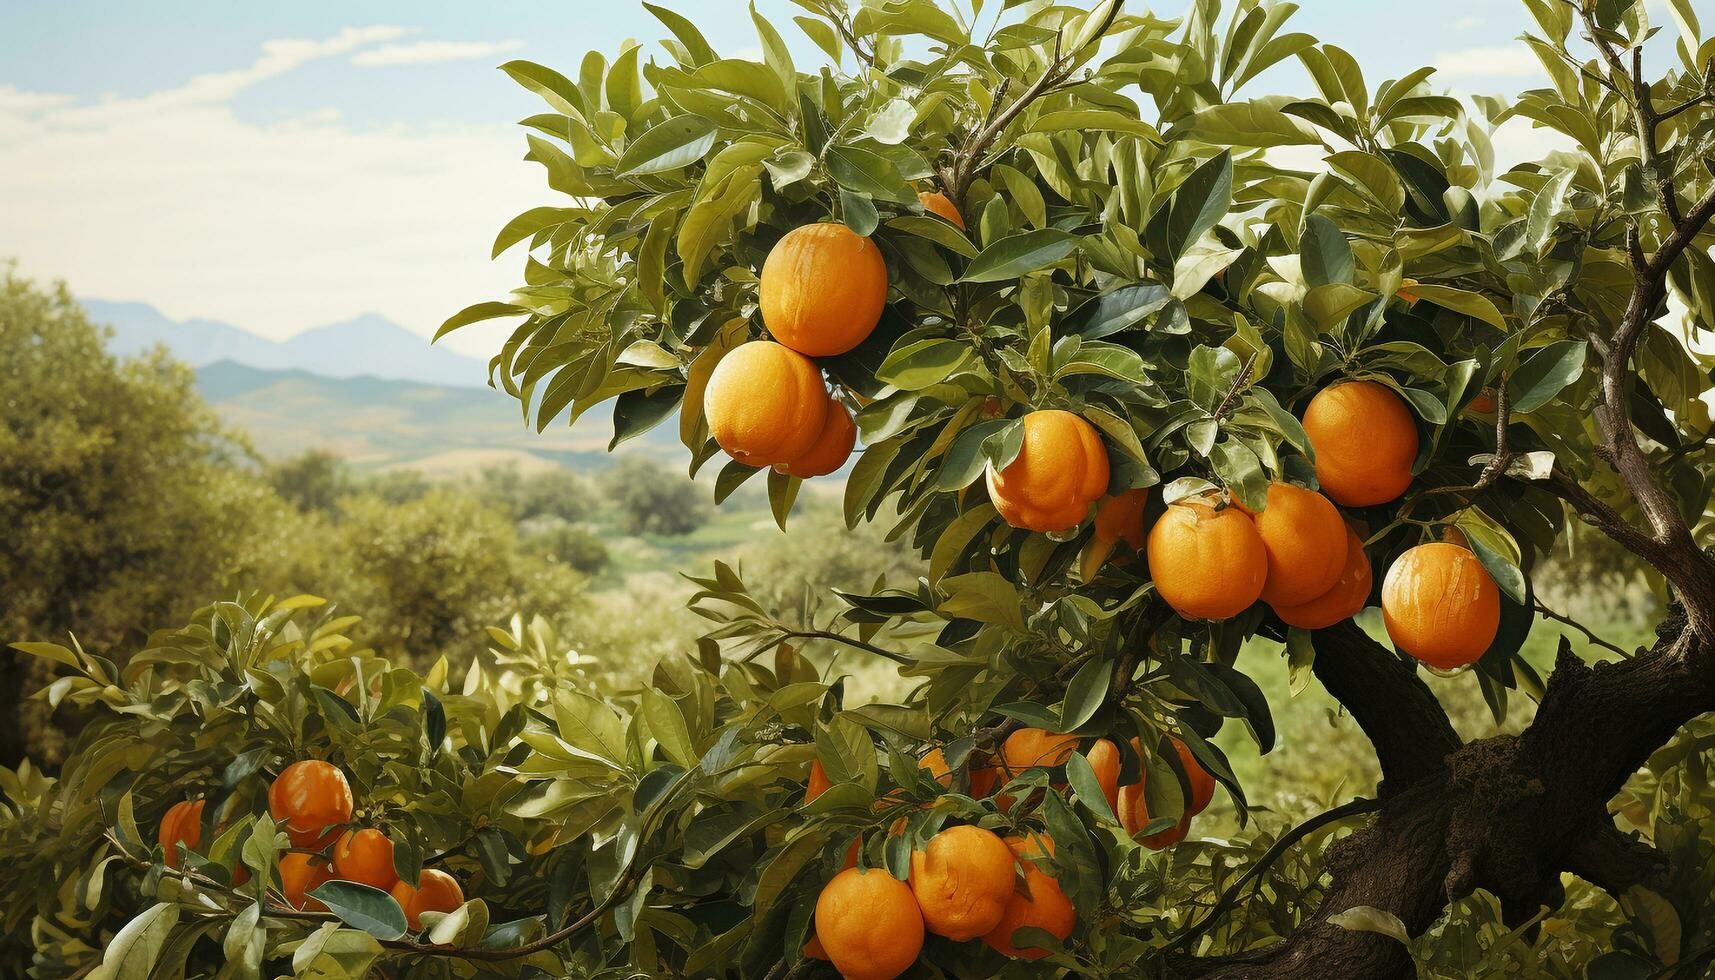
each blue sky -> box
[0,1,1567,357]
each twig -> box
[1210,352,1259,424]
[776,629,913,665]
[1532,598,1633,659]
[1168,797,1380,951]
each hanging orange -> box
[332,828,398,891]
[919,190,965,229]
[909,825,1017,940]
[1272,524,1373,629]
[158,799,203,870]
[267,760,353,849]
[814,867,925,980]
[775,395,855,478]
[1146,497,1268,620]
[917,747,998,797]
[985,410,1111,533]
[1302,381,1419,506]
[391,869,465,931]
[703,341,829,467]
[1244,482,1348,606]
[280,852,334,911]
[1382,542,1501,669]
[1085,739,1121,815]
[760,223,889,356]
[981,834,1076,960]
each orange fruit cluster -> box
[160,758,463,929]
[704,222,886,478]
[809,826,1077,978]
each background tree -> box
[0,269,300,765]
[600,456,711,535]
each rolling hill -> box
[194,361,682,472]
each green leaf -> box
[1506,341,1586,413]
[866,98,915,144]
[644,3,718,66]
[1062,283,1172,339]
[310,881,408,941]
[1167,151,1233,261]
[615,115,718,176]
[1300,214,1354,287]
[827,144,916,204]
[875,339,971,390]
[1403,283,1508,331]
[1059,658,1112,731]
[90,903,179,980]
[1066,751,1119,825]
[499,61,584,117]
[1192,102,1324,147]
[939,572,1026,630]
[1327,906,1411,946]
[885,215,976,257]
[960,230,1078,282]
[642,689,698,768]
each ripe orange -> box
[1466,389,1498,414]
[279,852,333,911]
[804,933,831,960]
[918,747,997,797]
[981,834,1075,960]
[391,869,465,931]
[1093,488,1149,551]
[807,758,832,803]
[1116,736,1214,848]
[909,825,1016,940]
[806,760,861,867]
[760,223,888,356]
[1302,381,1419,506]
[1382,542,1501,669]
[1243,482,1348,606]
[1146,497,1268,620]
[919,190,965,229]
[1272,524,1372,629]
[332,828,398,891]
[815,867,925,980]
[775,394,855,478]
[158,799,203,870]
[999,728,1079,775]
[1085,739,1121,814]
[985,410,1111,533]
[704,341,829,467]
[268,760,353,849]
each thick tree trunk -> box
[1179,609,1715,980]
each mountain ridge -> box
[84,298,490,389]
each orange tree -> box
[9,0,1715,977]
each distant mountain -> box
[194,360,681,472]
[84,299,490,389]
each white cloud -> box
[352,39,526,68]
[0,27,544,357]
[1453,16,1483,30]
[1431,45,1547,82]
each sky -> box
[0,0,1595,359]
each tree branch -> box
[1305,620,1462,791]
[1169,797,1379,952]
